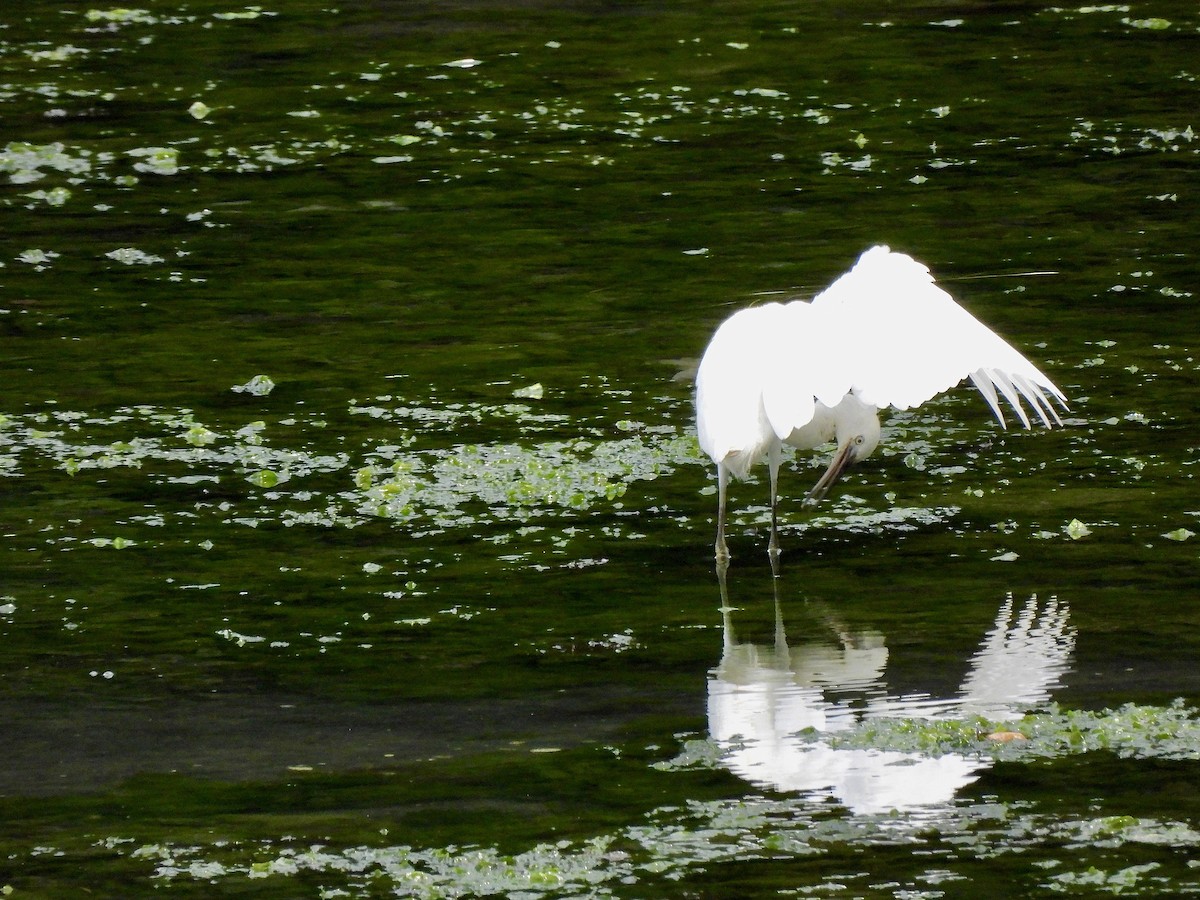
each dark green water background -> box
[2,1,1199,896]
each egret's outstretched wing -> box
[811,246,1067,428]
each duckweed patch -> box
[5,380,1139,556]
[988,702,1200,763]
[0,395,693,540]
[57,776,1200,898]
[664,700,1200,772]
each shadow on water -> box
[711,557,1074,813]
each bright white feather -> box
[806,246,1066,427]
[695,244,1069,559]
[696,245,1066,469]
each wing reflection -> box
[708,564,1074,814]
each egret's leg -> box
[716,550,732,619]
[767,445,782,558]
[715,463,730,562]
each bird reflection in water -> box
[708,561,1074,814]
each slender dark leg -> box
[715,463,730,563]
[716,548,731,613]
[767,448,782,558]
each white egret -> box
[695,245,1068,561]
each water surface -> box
[2,1,1199,896]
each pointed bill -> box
[803,439,858,508]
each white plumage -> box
[695,245,1068,561]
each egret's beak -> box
[802,438,858,508]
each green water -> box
[2,1,1199,897]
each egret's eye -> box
[854,435,865,445]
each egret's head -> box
[802,406,881,507]
[839,414,882,461]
